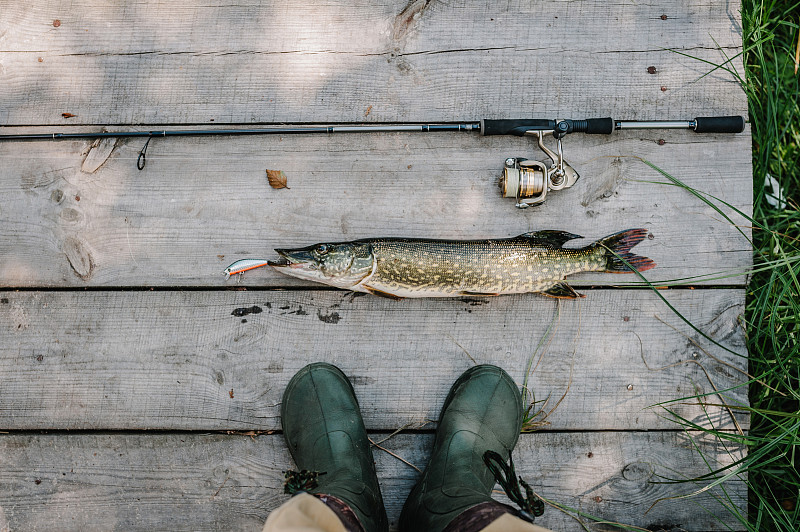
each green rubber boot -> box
[281,363,388,532]
[399,364,525,532]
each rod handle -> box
[694,116,745,133]
[575,117,615,134]
[481,119,555,136]
[481,118,615,136]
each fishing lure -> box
[223,259,272,279]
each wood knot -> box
[82,136,117,174]
[622,461,653,481]
[62,236,94,280]
[393,0,431,40]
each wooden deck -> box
[0,1,751,530]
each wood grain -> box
[0,128,752,287]
[0,289,748,431]
[0,1,751,528]
[0,431,746,531]
[0,1,745,125]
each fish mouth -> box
[268,249,317,270]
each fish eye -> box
[316,244,329,255]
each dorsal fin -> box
[519,230,583,248]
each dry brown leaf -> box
[62,113,76,118]
[266,169,290,189]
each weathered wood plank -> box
[0,2,751,530]
[0,3,751,531]
[0,289,748,431]
[0,128,752,287]
[0,431,746,531]
[0,1,746,125]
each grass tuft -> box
[656,2,800,529]
[742,1,800,529]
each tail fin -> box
[597,229,656,273]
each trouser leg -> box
[477,509,553,532]
[263,492,348,532]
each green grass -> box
[742,1,800,529]
[613,4,800,529]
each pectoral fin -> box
[541,282,585,299]
[459,291,500,297]
[365,287,404,301]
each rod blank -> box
[0,116,744,142]
[0,123,481,142]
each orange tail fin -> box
[597,229,656,273]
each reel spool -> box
[498,129,580,208]
[500,158,547,205]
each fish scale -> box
[255,229,655,299]
[367,238,606,296]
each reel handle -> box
[490,114,745,208]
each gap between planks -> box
[0,431,746,532]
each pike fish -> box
[260,228,655,299]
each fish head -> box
[269,241,374,288]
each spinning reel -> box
[499,125,580,208]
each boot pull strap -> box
[283,469,327,494]
[483,451,544,522]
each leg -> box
[263,492,347,532]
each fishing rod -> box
[0,115,744,207]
